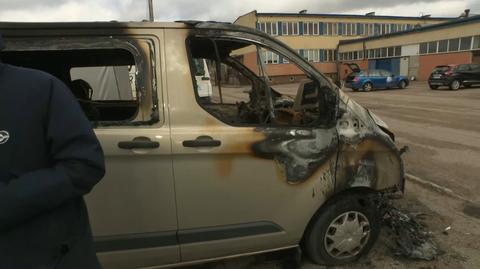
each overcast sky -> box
[0,0,479,22]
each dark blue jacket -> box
[0,63,105,268]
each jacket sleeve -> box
[0,77,105,231]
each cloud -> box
[0,0,477,22]
[0,0,147,22]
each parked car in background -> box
[428,64,480,90]
[344,63,409,92]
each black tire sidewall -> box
[450,80,460,90]
[363,83,372,92]
[304,194,381,265]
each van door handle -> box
[183,136,221,148]
[118,137,159,149]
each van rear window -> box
[1,43,157,126]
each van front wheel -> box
[303,194,380,265]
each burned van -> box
[0,21,405,268]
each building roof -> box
[256,12,452,21]
[339,15,480,45]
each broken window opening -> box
[187,36,336,127]
[1,38,158,127]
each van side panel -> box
[165,28,338,261]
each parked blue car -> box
[344,63,409,92]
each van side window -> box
[2,41,158,127]
[187,37,333,127]
[69,62,138,122]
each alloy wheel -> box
[324,211,371,259]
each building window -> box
[320,22,327,35]
[327,22,333,35]
[272,23,277,35]
[460,36,472,50]
[263,50,280,64]
[381,24,386,35]
[387,47,394,57]
[367,24,374,36]
[338,23,346,35]
[438,40,448,53]
[474,36,480,49]
[375,48,381,58]
[367,49,374,59]
[303,49,322,62]
[391,24,397,33]
[381,47,387,58]
[357,23,364,35]
[305,49,312,62]
[394,46,401,56]
[293,22,299,35]
[259,22,278,35]
[419,42,428,54]
[346,23,351,36]
[303,22,313,35]
[313,23,319,35]
[448,38,460,52]
[284,22,299,35]
[374,24,381,36]
[313,49,319,62]
[331,23,338,35]
[428,41,437,54]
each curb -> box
[405,173,472,203]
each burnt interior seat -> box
[70,79,99,121]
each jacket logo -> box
[0,130,9,145]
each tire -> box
[449,79,461,91]
[429,85,439,90]
[303,193,381,266]
[399,80,407,89]
[362,82,373,92]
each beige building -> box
[234,10,451,81]
[338,15,480,80]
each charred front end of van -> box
[190,22,405,195]
[334,91,405,195]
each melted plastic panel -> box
[251,128,338,184]
[335,91,404,192]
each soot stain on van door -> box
[251,127,338,184]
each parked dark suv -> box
[428,64,480,90]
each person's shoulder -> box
[4,64,57,84]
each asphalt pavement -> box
[348,82,480,204]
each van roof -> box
[0,20,273,40]
[0,20,241,31]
